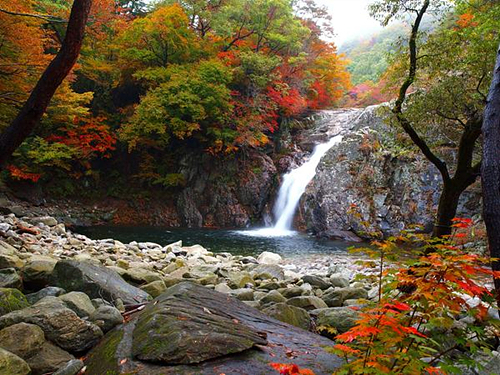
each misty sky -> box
[317,0,382,47]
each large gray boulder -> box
[85,282,341,374]
[132,284,267,364]
[51,260,151,305]
[0,296,102,353]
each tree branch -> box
[0,7,67,23]
[391,0,450,182]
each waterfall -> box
[272,135,342,231]
[241,133,343,237]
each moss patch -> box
[0,288,29,316]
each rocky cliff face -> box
[298,106,481,239]
[176,150,277,228]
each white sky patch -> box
[316,0,382,47]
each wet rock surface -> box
[86,282,341,374]
[52,260,151,305]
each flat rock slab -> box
[52,260,151,306]
[85,282,342,375]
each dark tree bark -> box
[481,44,500,305]
[392,0,482,237]
[0,0,93,166]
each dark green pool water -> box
[74,226,355,258]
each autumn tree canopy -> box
[0,0,350,187]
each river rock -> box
[251,264,285,280]
[262,303,311,330]
[26,216,58,227]
[260,290,287,305]
[89,305,123,333]
[0,288,30,316]
[230,288,254,301]
[84,282,341,374]
[59,292,95,318]
[322,287,368,307]
[280,287,305,298]
[140,280,167,297]
[214,283,232,293]
[27,342,74,375]
[0,241,24,270]
[257,251,282,265]
[51,260,151,305]
[26,286,66,304]
[302,275,331,289]
[0,268,22,289]
[227,271,255,288]
[0,296,103,353]
[329,275,350,288]
[0,347,31,375]
[52,359,84,375]
[183,244,209,258]
[22,256,57,290]
[287,296,328,311]
[122,268,162,285]
[0,323,45,358]
[314,307,360,334]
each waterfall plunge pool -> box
[74,226,357,259]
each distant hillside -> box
[339,24,407,85]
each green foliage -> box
[121,60,234,149]
[117,3,200,69]
[340,25,407,86]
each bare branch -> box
[0,7,67,23]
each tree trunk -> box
[433,182,462,237]
[482,44,500,306]
[0,0,93,166]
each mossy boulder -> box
[0,322,74,375]
[85,282,342,374]
[0,288,29,316]
[314,307,360,334]
[132,283,267,364]
[0,347,30,375]
[262,303,311,330]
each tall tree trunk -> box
[482,44,500,306]
[433,182,462,237]
[0,0,93,166]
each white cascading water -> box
[244,134,343,237]
[273,135,343,231]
